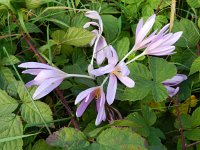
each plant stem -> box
[126,52,145,65]
[21,32,80,130]
[174,96,186,150]
[186,141,200,148]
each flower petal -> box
[106,74,117,105]
[90,64,115,76]
[136,18,143,36]
[95,91,106,125]
[75,87,98,105]
[116,75,135,88]
[76,94,94,117]
[22,69,44,75]
[165,86,179,97]
[18,62,56,70]
[162,74,187,86]
[33,77,63,100]
[117,62,130,76]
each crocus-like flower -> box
[162,74,187,97]
[91,46,135,105]
[75,86,106,125]
[84,10,111,65]
[133,14,156,50]
[19,62,92,100]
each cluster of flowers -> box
[19,11,187,125]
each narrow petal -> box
[22,69,44,75]
[106,74,117,105]
[161,32,183,46]
[90,64,115,76]
[146,46,175,56]
[75,87,97,105]
[25,80,39,87]
[76,94,94,117]
[162,74,187,86]
[33,77,63,100]
[95,92,106,125]
[116,75,135,88]
[107,45,118,65]
[136,19,143,36]
[165,86,179,97]
[83,22,100,29]
[18,62,56,70]
[136,14,156,44]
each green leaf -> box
[151,82,168,102]
[191,106,200,127]
[0,114,23,150]
[189,57,200,76]
[185,128,200,141]
[1,55,20,65]
[91,128,147,150]
[172,19,200,47]
[101,15,119,42]
[20,101,53,127]
[187,0,200,8]
[115,37,130,60]
[141,106,157,126]
[46,127,90,149]
[24,22,42,33]
[71,13,89,28]
[52,27,94,47]
[0,89,18,115]
[149,57,177,82]
[32,139,61,150]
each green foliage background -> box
[0,0,199,150]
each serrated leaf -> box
[191,107,200,127]
[1,55,20,65]
[20,101,53,126]
[64,27,94,47]
[46,127,89,149]
[189,57,200,76]
[92,128,147,150]
[24,22,42,33]
[149,57,177,82]
[115,37,130,60]
[51,30,66,43]
[172,19,200,47]
[185,128,200,141]
[0,114,23,150]
[151,82,168,102]
[71,13,89,27]
[16,81,36,103]
[0,89,18,115]
[142,106,157,126]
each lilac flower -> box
[133,14,156,50]
[91,46,135,105]
[162,74,187,97]
[75,86,106,125]
[19,62,92,100]
[84,10,111,65]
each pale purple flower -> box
[75,86,106,125]
[19,62,92,100]
[91,46,135,105]
[162,74,187,97]
[133,14,156,50]
[84,10,111,65]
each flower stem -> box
[119,46,136,63]
[101,76,109,87]
[126,52,145,65]
[68,74,94,79]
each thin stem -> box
[120,46,136,63]
[101,76,109,87]
[173,96,186,150]
[186,141,200,148]
[126,52,145,65]
[68,74,94,79]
